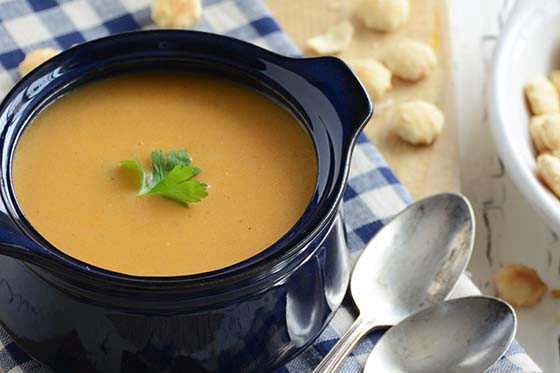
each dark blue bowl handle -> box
[284,56,373,146]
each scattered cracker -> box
[151,0,201,29]
[18,48,59,76]
[537,153,560,198]
[530,114,560,154]
[348,59,392,99]
[395,100,444,145]
[492,264,547,307]
[357,0,410,32]
[383,39,437,82]
[525,76,560,115]
[307,21,354,55]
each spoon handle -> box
[313,314,378,373]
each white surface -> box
[490,0,560,235]
[450,0,560,371]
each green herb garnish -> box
[120,149,208,207]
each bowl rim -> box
[489,0,560,233]
[0,30,371,289]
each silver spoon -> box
[313,193,475,372]
[364,296,516,373]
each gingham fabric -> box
[0,1,543,372]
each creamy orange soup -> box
[13,72,317,276]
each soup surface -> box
[13,72,317,276]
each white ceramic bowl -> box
[489,0,560,232]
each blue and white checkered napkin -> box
[0,1,543,372]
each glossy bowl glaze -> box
[0,31,372,372]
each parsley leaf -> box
[120,149,208,207]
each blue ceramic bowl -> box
[0,31,371,372]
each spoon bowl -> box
[352,192,475,322]
[364,296,517,373]
[314,193,475,372]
